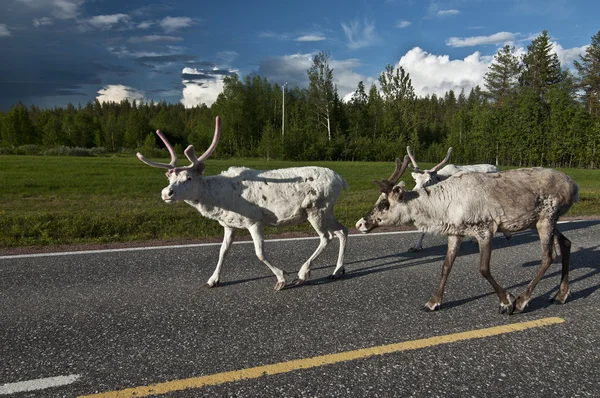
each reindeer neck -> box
[183,175,242,218]
[404,188,453,233]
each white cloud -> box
[296,35,326,42]
[137,21,154,29]
[551,42,588,68]
[97,84,145,104]
[437,9,460,17]
[181,67,237,108]
[393,40,587,98]
[52,0,83,19]
[79,13,130,30]
[216,51,239,65]
[258,31,290,40]
[127,35,183,43]
[181,79,225,108]
[260,31,326,42]
[398,47,491,97]
[107,46,171,59]
[33,17,54,27]
[17,0,84,20]
[332,59,376,102]
[52,0,84,19]
[341,19,377,49]
[0,24,11,37]
[160,16,193,33]
[396,20,412,28]
[446,32,517,47]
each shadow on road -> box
[215,220,600,313]
[303,221,600,313]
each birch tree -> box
[307,51,336,140]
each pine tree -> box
[520,30,563,101]
[574,30,600,118]
[367,83,383,141]
[0,102,34,146]
[484,45,520,106]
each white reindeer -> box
[356,156,578,314]
[406,146,500,251]
[137,116,348,290]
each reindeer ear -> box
[195,162,206,175]
[392,181,405,197]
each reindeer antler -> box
[372,155,410,193]
[137,116,222,174]
[428,147,453,172]
[388,155,410,184]
[406,146,422,173]
[136,130,178,169]
[197,116,221,162]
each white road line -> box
[0,374,80,395]
[0,219,589,260]
[0,230,418,260]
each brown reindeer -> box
[406,146,501,251]
[356,155,579,314]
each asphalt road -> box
[1,220,599,397]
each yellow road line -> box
[80,317,564,398]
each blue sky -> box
[0,0,598,111]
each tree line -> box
[1,30,600,168]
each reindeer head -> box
[407,146,453,189]
[137,116,221,203]
[355,155,411,233]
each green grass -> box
[1,155,599,249]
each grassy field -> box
[1,155,599,249]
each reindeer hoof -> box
[499,293,516,315]
[202,281,219,289]
[552,288,571,304]
[408,247,422,253]
[293,278,306,286]
[329,267,346,279]
[274,281,286,291]
[514,295,531,313]
[423,301,440,311]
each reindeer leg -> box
[552,230,571,304]
[478,232,515,315]
[409,232,426,252]
[515,219,555,313]
[329,217,348,279]
[203,226,236,288]
[295,211,331,285]
[552,234,561,262]
[425,235,463,311]
[248,223,287,291]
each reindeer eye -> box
[377,200,390,211]
[187,176,192,181]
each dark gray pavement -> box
[1,220,599,397]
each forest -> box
[1,30,600,168]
